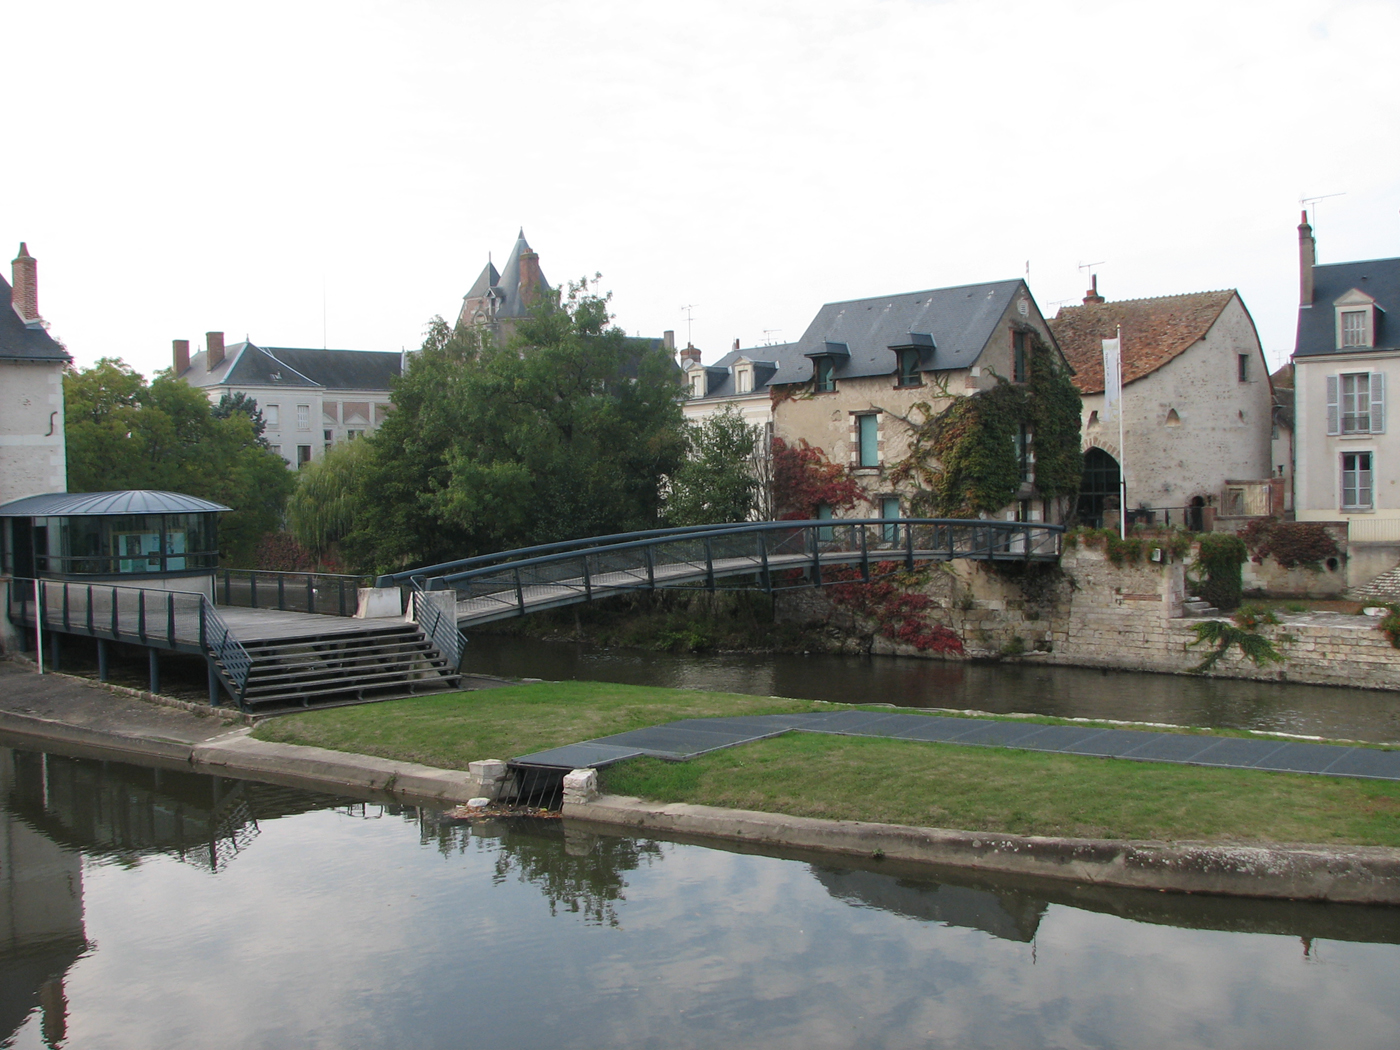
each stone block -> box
[563,767,599,804]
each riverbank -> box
[4,659,1399,903]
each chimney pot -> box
[10,242,38,322]
[1082,274,1105,305]
[206,331,226,370]
[1299,211,1316,307]
[173,339,190,375]
[663,330,675,352]
[680,343,702,369]
[733,338,740,351]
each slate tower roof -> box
[456,229,551,330]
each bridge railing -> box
[417,519,1061,621]
[5,577,253,701]
[216,569,371,617]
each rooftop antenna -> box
[1078,260,1106,280]
[322,277,327,350]
[680,304,698,345]
[1300,192,1344,226]
[762,329,782,346]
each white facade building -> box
[0,244,69,505]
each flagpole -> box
[1116,323,1126,540]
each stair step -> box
[242,662,456,696]
[245,659,452,689]
[244,674,463,708]
[245,643,441,672]
[241,628,421,655]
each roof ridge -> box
[1060,289,1236,310]
[820,278,1023,309]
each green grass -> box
[252,681,1400,846]
[250,681,824,769]
[600,733,1400,847]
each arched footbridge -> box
[379,518,1063,630]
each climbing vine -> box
[770,437,866,520]
[1193,533,1247,611]
[887,330,1082,517]
[824,563,964,653]
[1239,519,1341,570]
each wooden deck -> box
[215,607,408,644]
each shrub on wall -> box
[1239,519,1341,570]
[1194,533,1247,611]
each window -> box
[270,444,282,458]
[296,404,311,430]
[736,367,752,394]
[1012,331,1030,383]
[814,357,836,393]
[347,429,364,440]
[897,349,922,387]
[690,372,705,397]
[1342,310,1368,347]
[880,497,900,542]
[1328,372,1386,435]
[1016,424,1035,483]
[817,503,834,542]
[1237,354,1249,382]
[1342,451,1373,510]
[297,445,312,467]
[265,404,280,428]
[857,414,879,468]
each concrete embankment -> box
[4,659,1400,903]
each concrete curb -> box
[564,795,1400,905]
[0,710,203,765]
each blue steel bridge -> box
[8,518,1060,715]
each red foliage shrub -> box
[824,563,964,654]
[771,437,866,520]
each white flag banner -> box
[1101,336,1122,423]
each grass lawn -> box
[250,681,824,770]
[252,681,1400,847]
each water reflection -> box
[3,746,1399,1049]
[465,634,1400,742]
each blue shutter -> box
[1371,372,1386,434]
[1326,375,1339,436]
[859,414,879,467]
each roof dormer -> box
[1334,288,1380,349]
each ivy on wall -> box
[888,329,1083,517]
[770,437,866,519]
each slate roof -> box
[0,490,230,517]
[181,342,401,392]
[1050,290,1237,395]
[768,279,1031,387]
[1295,256,1400,358]
[462,230,551,321]
[0,273,70,363]
[689,343,797,401]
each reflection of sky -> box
[5,808,1400,1050]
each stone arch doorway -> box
[1076,447,1121,527]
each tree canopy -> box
[316,280,689,573]
[64,359,296,564]
[665,407,761,527]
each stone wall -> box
[776,544,1400,691]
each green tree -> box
[212,391,269,442]
[64,359,296,565]
[665,406,760,526]
[286,436,377,563]
[348,279,688,572]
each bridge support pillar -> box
[206,656,221,707]
[97,638,109,682]
[148,647,160,694]
[48,630,60,672]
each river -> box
[462,635,1400,743]
[3,744,1399,1049]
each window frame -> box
[1237,354,1250,382]
[814,357,836,393]
[1341,450,1374,511]
[1012,331,1030,383]
[880,497,901,543]
[896,348,922,388]
[264,404,280,429]
[856,414,880,469]
[1327,371,1387,436]
[296,404,311,431]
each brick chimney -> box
[1082,274,1105,305]
[11,243,38,322]
[663,330,675,353]
[733,338,740,351]
[680,343,702,368]
[1299,210,1316,307]
[173,339,190,375]
[206,331,226,370]
[519,249,542,307]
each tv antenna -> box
[680,304,698,345]
[762,329,782,346]
[1078,260,1106,278]
[1300,192,1345,225]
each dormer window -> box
[814,357,836,393]
[1334,289,1378,349]
[896,349,922,387]
[736,365,753,394]
[690,371,706,397]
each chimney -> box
[519,249,542,306]
[11,243,38,322]
[733,338,740,351]
[1299,210,1316,307]
[680,343,702,369]
[206,331,226,370]
[1082,274,1105,305]
[663,330,675,352]
[173,339,190,375]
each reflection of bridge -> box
[379,518,1063,628]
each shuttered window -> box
[1328,373,1386,435]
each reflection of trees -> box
[412,812,664,927]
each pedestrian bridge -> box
[379,518,1063,628]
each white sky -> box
[5,0,1399,379]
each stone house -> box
[1291,212,1400,586]
[1049,280,1274,529]
[0,244,69,505]
[174,334,400,469]
[767,278,1068,524]
[456,229,550,344]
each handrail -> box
[200,600,254,704]
[218,568,370,617]
[409,589,464,671]
[428,518,1063,587]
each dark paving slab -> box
[1249,742,1357,775]
[1320,748,1400,780]
[807,710,908,735]
[512,743,649,769]
[1012,724,1114,752]
[944,721,1062,749]
[883,717,998,743]
[1190,738,1288,768]
[1052,729,1144,756]
[1116,733,1223,764]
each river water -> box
[4,744,1399,1049]
[463,635,1400,743]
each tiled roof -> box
[1049,290,1236,394]
[0,274,70,363]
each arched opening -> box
[1187,495,1206,533]
[1165,408,1181,427]
[1076,448,1121,528]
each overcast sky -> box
[5,0,1398,379]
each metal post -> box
[167,591,176,646]
[338,578,346,616]
[645,545,656,589]
[905,521,916,571]
[207,657,220,706]
[35,580,45,674]
[111,586,119,638]
[810,527,822,588]
[49,630,60,671]
[97,638,109,681]
[148,647,160,693]
[758,532,771,593]
[307,575,315,614]
[250,573,257,608]
[278,574,286,611]
[86,585,94,635]
[138,589,147,643]
[581,555,592,602]
[704,536,716,592]
[860,524,870,582]
[514,568,525,615]
[62,584,70,631]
